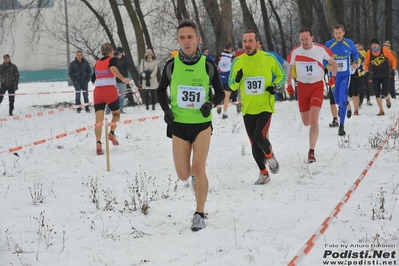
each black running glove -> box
[235,69,243,83]
[14,83,18,91]
[265,84,277,95]
[164,109,174,125]
[200,102,213,117]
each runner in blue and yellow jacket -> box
[228,30,285,185]
[324,24,359,136]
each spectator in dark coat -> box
[106,47,132,114]
[69,51,91,113]
[0,54,19,116]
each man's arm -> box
[228,58,241,91]
[13,64,19,85]
[85,62,91,83]
[68,62,76,83]
[123,56,132,70]
[151,60,159,78]
[207,60,224,106]
[156,59,173,112]
[327,57,338,77]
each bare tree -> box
[297,0,313,28]
[268,0,287,58]
[384,0,393,43]
[172,0,190,21]
[260,0,274,51]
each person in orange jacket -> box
[364,38,397,115]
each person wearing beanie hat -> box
[170,49,179,58]
[140,48,158,110]
[383,40,398,99]
[324,24,359,136]
[145,49,154,57]
[364,37,397,115]
[370,38,379,45]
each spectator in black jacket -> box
[69,51,91,113]
[106,47,132,114]
[0,54,19,116]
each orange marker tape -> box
[287,117,399,266]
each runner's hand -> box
[327,76,336,87]
[200,102,213,117]
[265,85,277,95]
[287,85,295,96]
[164,109,174,125]
[235,69,243,83]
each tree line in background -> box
[0,0,398,86]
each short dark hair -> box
[333,24,345,31]
[243,30,260,41]
[224,42,232,50]
[299,27,313,36]
[177,19,199,35]
[3,54,10,59]
[76,51,83,55]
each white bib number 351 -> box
[244,76,265,95]
[177,85,206,108]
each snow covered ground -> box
[0,82,398,266]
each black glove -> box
[324,68,328,76]
[265,85,277,95]
[358,65,363,72]
[164,109,174,125]
[14,84,18,91]
[390,69,395,77]
[200,102,213,117]
[235,69,243,83]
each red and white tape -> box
[0,115,163,155]
[0,103,93,122]
[287,116,399,266]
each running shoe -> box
[108,132,119,146]
[308,150,316,163]
[254,172,271,185]
[191,214,206,231]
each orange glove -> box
[287,84,295,96]
[327,76,336,87]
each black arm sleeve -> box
[109,57,118,68]
[206,58,224,106]
[157,59,173,112]
[91,64,96,83]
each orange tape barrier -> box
[287,116,399,266]
[0,115,163,155]
[0,103,93,122]
[0,90,95,97]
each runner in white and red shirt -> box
[286,27,338,163]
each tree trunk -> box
[238,0,258,35]
[297,0,313,28]
[268,0,286,58]
[385,0,393,44]
[122,0,146,64]
[220,0,233,53]
[260,0,274,51]
[202,0,222,53]
[313,0,330,43]
[133,0,153,52]
[325,0,345,27]
[81,0,116,48]
[117,0,145,84]
[191,0,207,48]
